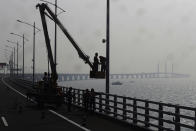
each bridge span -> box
[22,72,190,82]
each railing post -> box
[99,93,103,113]
[145,100,150,127]
[159,102,163,131]
[194,108,196,131]
[105,94,110,114]
[66,87,69,93]
[123,96,127,120]
[62,87,65,92]
[73,89,76,104]
[175,105,180,131]
[82,90,85,108]
[133,98,137,124]
[114,95,117,118]
[77,90,80,106]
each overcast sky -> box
[1,0,196,77]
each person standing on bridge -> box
[66,87,74,112]
[89,88,98,112]
[99,56,106,72]
[83,89,90,112]
[43,72,48,89]
[93,52,99,72]
[43,72,47,80]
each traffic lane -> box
[0,78,84,131]
[3,77,28,95]
[2,109,83,131]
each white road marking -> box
[49,110,90,131]
[1,77,91,131]
[2,77,26,98]
[1,116,8,127]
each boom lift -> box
[26,3,105,107]
[36,3,105,79]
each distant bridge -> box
[22,72,190,82]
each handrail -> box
[62,87,196,131]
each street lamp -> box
[5,45,15,74]
[17,19,41,88]
[40,0,66,75]
[10,32,28,79]
[7,52,13,76]
[101,0,110,111]
[7,40,21,75]
[5,45,15,76]
[105,0,110,111]
[39,0,66,16]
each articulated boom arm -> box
[36,3,94,70]
[37,3,57,81]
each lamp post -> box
[54,0,57,71]
[9,52,13,76]
[103,0,110,111]
[7,40,21,75]
[102,0,110,111]
[17,19,41,88]
[5,45,15,75]
[10,32,28,79]
[4,49,12,74]
[5,46,15,76]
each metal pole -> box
[54,0,57,73]
[165,62,167,78]
[11,52,13,76]
[23,34,24,79]
[48,54,50,77]
[17,42,18,75]
[13,47,15,75]
[10,54,11,76]
[10,53,11,76]
[106,0,110,110]
[165,62,167,73]
[33,22,35,88]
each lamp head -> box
[17,20,22,23]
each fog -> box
[1,0,196,77]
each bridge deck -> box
[0,77,148,131]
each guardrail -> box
[62,87,196,131]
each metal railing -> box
[62,87,196,131]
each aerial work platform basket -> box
[90,71,105,79]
